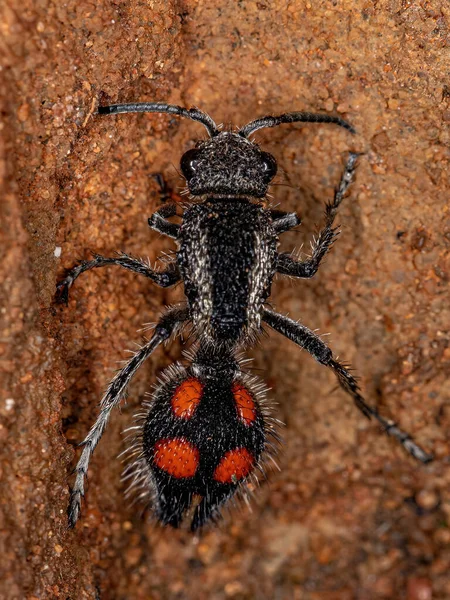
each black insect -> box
[57,102,432,531]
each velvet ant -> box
[57,102,432,531]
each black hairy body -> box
[57,102,432,532]
[178,200,277,341]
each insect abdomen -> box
[126,355,272,530]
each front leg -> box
[270,209,301,234]
[148,203,180,239]
[56,252,180,304]
[277,152,359,278]
[262,308,432,464]
[148,174,181,239]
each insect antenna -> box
[239,111,356,137]
[98,102,219,137]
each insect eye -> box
[261,152,277,180]
[180,149,201,180]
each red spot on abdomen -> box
[232,382,256,425]
[153,438,199,478]
[213,448,255,484]
[171,377,203,419]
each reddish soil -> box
[1,1,449,598]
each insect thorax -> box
[178,199,277,342]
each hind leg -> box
[263,308,433,463]
[68,306,189,527]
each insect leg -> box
[153,173,171,203]
[276,152,359,278]
[68,306,190,527]
[262,308,433,464]
[270,210,301,234]
[56,252,180,303]
[148,203,180,239]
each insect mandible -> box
[57,102,432,531]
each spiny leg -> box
[68,306,190,528]
[262,308,433,463]
[277,152,359,278]
[56,252,180,304]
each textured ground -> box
[1,1,449,598]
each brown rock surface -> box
[1,1,449,598]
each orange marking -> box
[232,382,256,425]
[171,377,203,419]
[153,438,199,478]
[213,448,254,484]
